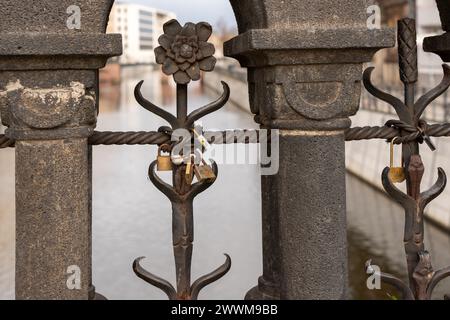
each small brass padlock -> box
[157,144,173,172]
[388,138,405,183]
[194,159,216,183]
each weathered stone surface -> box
[226,1,395,130]
[15,139,92,300]
[0,70,98,140]
[0,0,113,33]
[0,0,122,70]
[226,0,395,300]
[0,34,122,70]
[276,132,348,299]
[224,29,394,66]
[246,64,363,131]
[231,0,375,33]
[0,0,121,300]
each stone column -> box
[0,1,121,299]
[225,0,394,300]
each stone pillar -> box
[0,1,121,299]
[225,0,394,300]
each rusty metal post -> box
[0,1,121,299]
[225,0,394,299]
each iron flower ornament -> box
[155,19,217,84]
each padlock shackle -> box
[390,137,402,168]
[158,143,172,155]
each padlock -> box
[194,159,216,183]
[388,138,405,183]
[157,144,173,171]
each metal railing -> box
[1,4,450,300]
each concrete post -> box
[225,0,394,299]
[0,1,121,299]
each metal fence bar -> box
[4,124,450,149]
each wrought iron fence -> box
[1,0,450,300]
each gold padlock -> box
[194,160,216,183]
[157,144,173,172]
[388,138,405,183]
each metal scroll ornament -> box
[364,18,450,300]
[132,19,231,300]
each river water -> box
[0,66,449,299]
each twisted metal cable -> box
[344,123,450,143]
[344,126,399,141]
[2,124,450,148]
[88,131,170,146]
[206,129,260,144]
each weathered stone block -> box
[226,0,395,300]
[0,0,121,300]
[0,0,113,33]
[15,139,92,300]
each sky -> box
[119,0,237,28]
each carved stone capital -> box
[1,80,97,140]
[247,64,364,130]
[0,0,121,141]
[225,0,395,130]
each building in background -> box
[107,2,176,65]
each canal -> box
[0,66,449,299]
